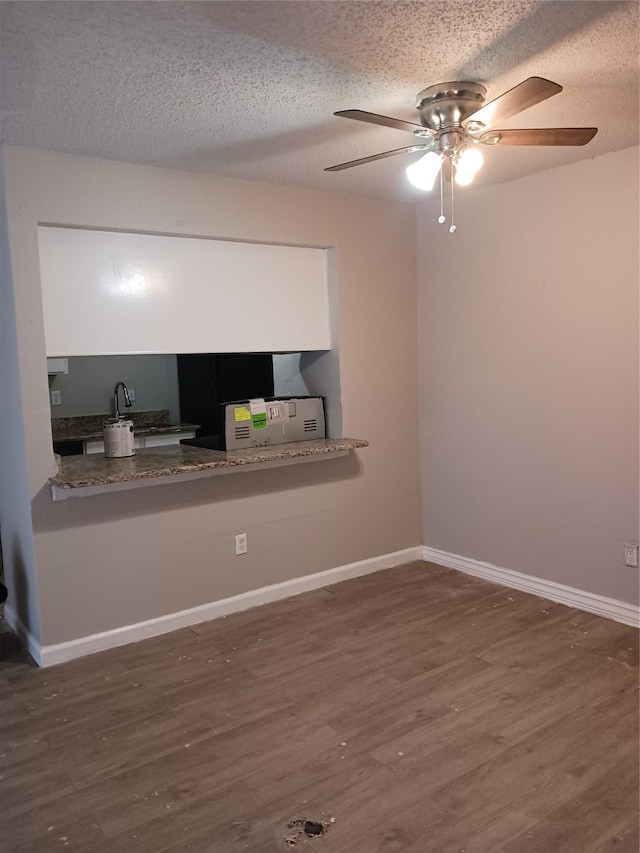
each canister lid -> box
[103,418,133,427]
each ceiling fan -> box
[325,77,597,232]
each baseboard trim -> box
[421,546,640,628]
[18,542,637,668]
[38,546,424,668]
[3,605,42,666]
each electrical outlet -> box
[50,390,62,406]
[235,533,248,556]
[128,387,136,402]
[624,542,638,568]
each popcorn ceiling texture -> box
[0,1,638,202]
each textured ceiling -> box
[1,1,638,203]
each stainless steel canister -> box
[103,418,135,458]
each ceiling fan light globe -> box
[406,151,443,191]
[458,146,483,173]
[454,166,476,186]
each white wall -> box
[418,147,639,605]
[38,227,331,355]
[1,145,421,649]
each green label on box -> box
[252,413,267,430]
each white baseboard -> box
[37,546,424,668]
[12,543,636,668]
[422,546,640,628]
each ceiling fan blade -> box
[480,127,598,146]
[325,143,433,172]
[334,109,426,134]
[465,77,562,130]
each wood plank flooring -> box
[0,561,638,852]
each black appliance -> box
[177,353,274,448]
[53,440,84,456]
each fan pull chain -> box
[449,170,456,234]
[437,167,445,225]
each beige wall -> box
[418,146,639,604]
[2,145,421,647]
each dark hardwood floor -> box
[0,561,638,852]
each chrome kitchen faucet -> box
[113,381,132,420]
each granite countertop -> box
[51,438,369,490]
[52,410,199,443]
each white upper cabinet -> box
[38,227,331,356]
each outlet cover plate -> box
[624,542,638,568]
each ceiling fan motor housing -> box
[416,82,487,132]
